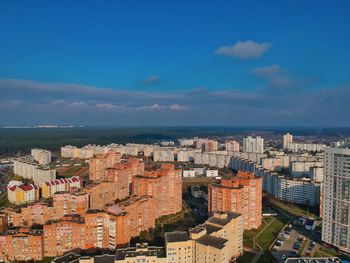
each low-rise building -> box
[206,169,218,177]
[183,170,196,177]
[115,243,166,262]
[7,181,39,205]
[42,176,83,198]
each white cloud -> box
[252,64,281,77]
[215,40,272,59]
[169,104,188,111]
[142,75,160,84]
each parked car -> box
[293,242,301,250]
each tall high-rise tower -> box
[322,143,350,253]
[283,133,293,149]
[242,136,264,153]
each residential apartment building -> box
[0,228,44,261]
[322,144,350,253]
[178,138,194,147]
[52,189,89,217]
[42,176,83,198]
[194,152,232,168]
[31,148,52,165]
[133,163,182,218]
[287,142,326,152]
[165,211,243,263]
[283,133,293,149]
[194,138,218,152]
[43,215,86,257]
[226,140,240,152]
[261,156,290,172]
[61,145,106,159]
[13,156,56,185]
[85,181,115,210]
[105,195,156,247]
[89,151,121,181]
[106,157,144,200]
[242,136,264,154]
[177,149,199,162]
[115,243,167,262]
[208,171,262,230]
[0,211,7,233]
[8,203,53,227]
[289,161,323,178]
[7,181,39,205]
[153,148,175,162]
[263,173,321,206]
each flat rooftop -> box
[52,252,81,263]
[196,235,227,249]
[206,211,241,226]
[165,231,190,242]
[116,246,165,260]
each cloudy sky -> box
[1,1,349,127]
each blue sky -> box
[1,0,350,126]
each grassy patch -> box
[238,252,255,262]
[0,191,11,208]
[314,247,340,257]
[268,196,319,218]
[244,217,273,239]
[256,217,289,250]
[243,239,254,249]
[243,217,273,249]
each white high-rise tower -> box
[283,133,293,149]
[243,136,264,153]
[322,143,350,253]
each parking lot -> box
[272,225,321,262]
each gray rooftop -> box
[52,252,81,263]
[206,211,241,226]
[165,231,190,243]
[116,245,165,260]
[93,254,115,263]
[196,235,227,249]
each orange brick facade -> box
[0,155,183,260]
[106,157,145,200]
[89,151,121,181]
[0,228,44,261]
[133,163,182,218]
[85,181,115,210]
[208,171,262,230]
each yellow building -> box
[7,181,39,205]
[115,243,167,263]
[165,232,195,263]
[165,211,243,263]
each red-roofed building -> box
[42,176,83,198]
[7,181,39,205]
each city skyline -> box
[1,1,350,126]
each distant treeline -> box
[0,126,349,156]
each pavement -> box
[272,225,322,263]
